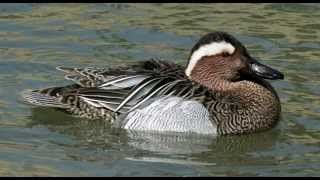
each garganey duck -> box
[22,31,284,136]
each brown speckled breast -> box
[202,80,281,135]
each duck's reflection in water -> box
[125,130,215,155]
[27,107,280,165]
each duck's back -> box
[21,60,219,134]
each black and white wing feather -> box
[22,60,202,115]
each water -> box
[0,3,319,176]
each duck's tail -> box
[21,87,70,109]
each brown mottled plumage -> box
[188,42,282,135]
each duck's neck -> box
[190,76,243,100]
[190,76,281,135]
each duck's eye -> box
[222,52,230,57]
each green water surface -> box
[0,3,319,176]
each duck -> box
[21,31,284,136]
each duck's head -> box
[185,32,284,84]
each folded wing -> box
[22,60,195,114]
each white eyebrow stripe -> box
[185,41,235,77]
